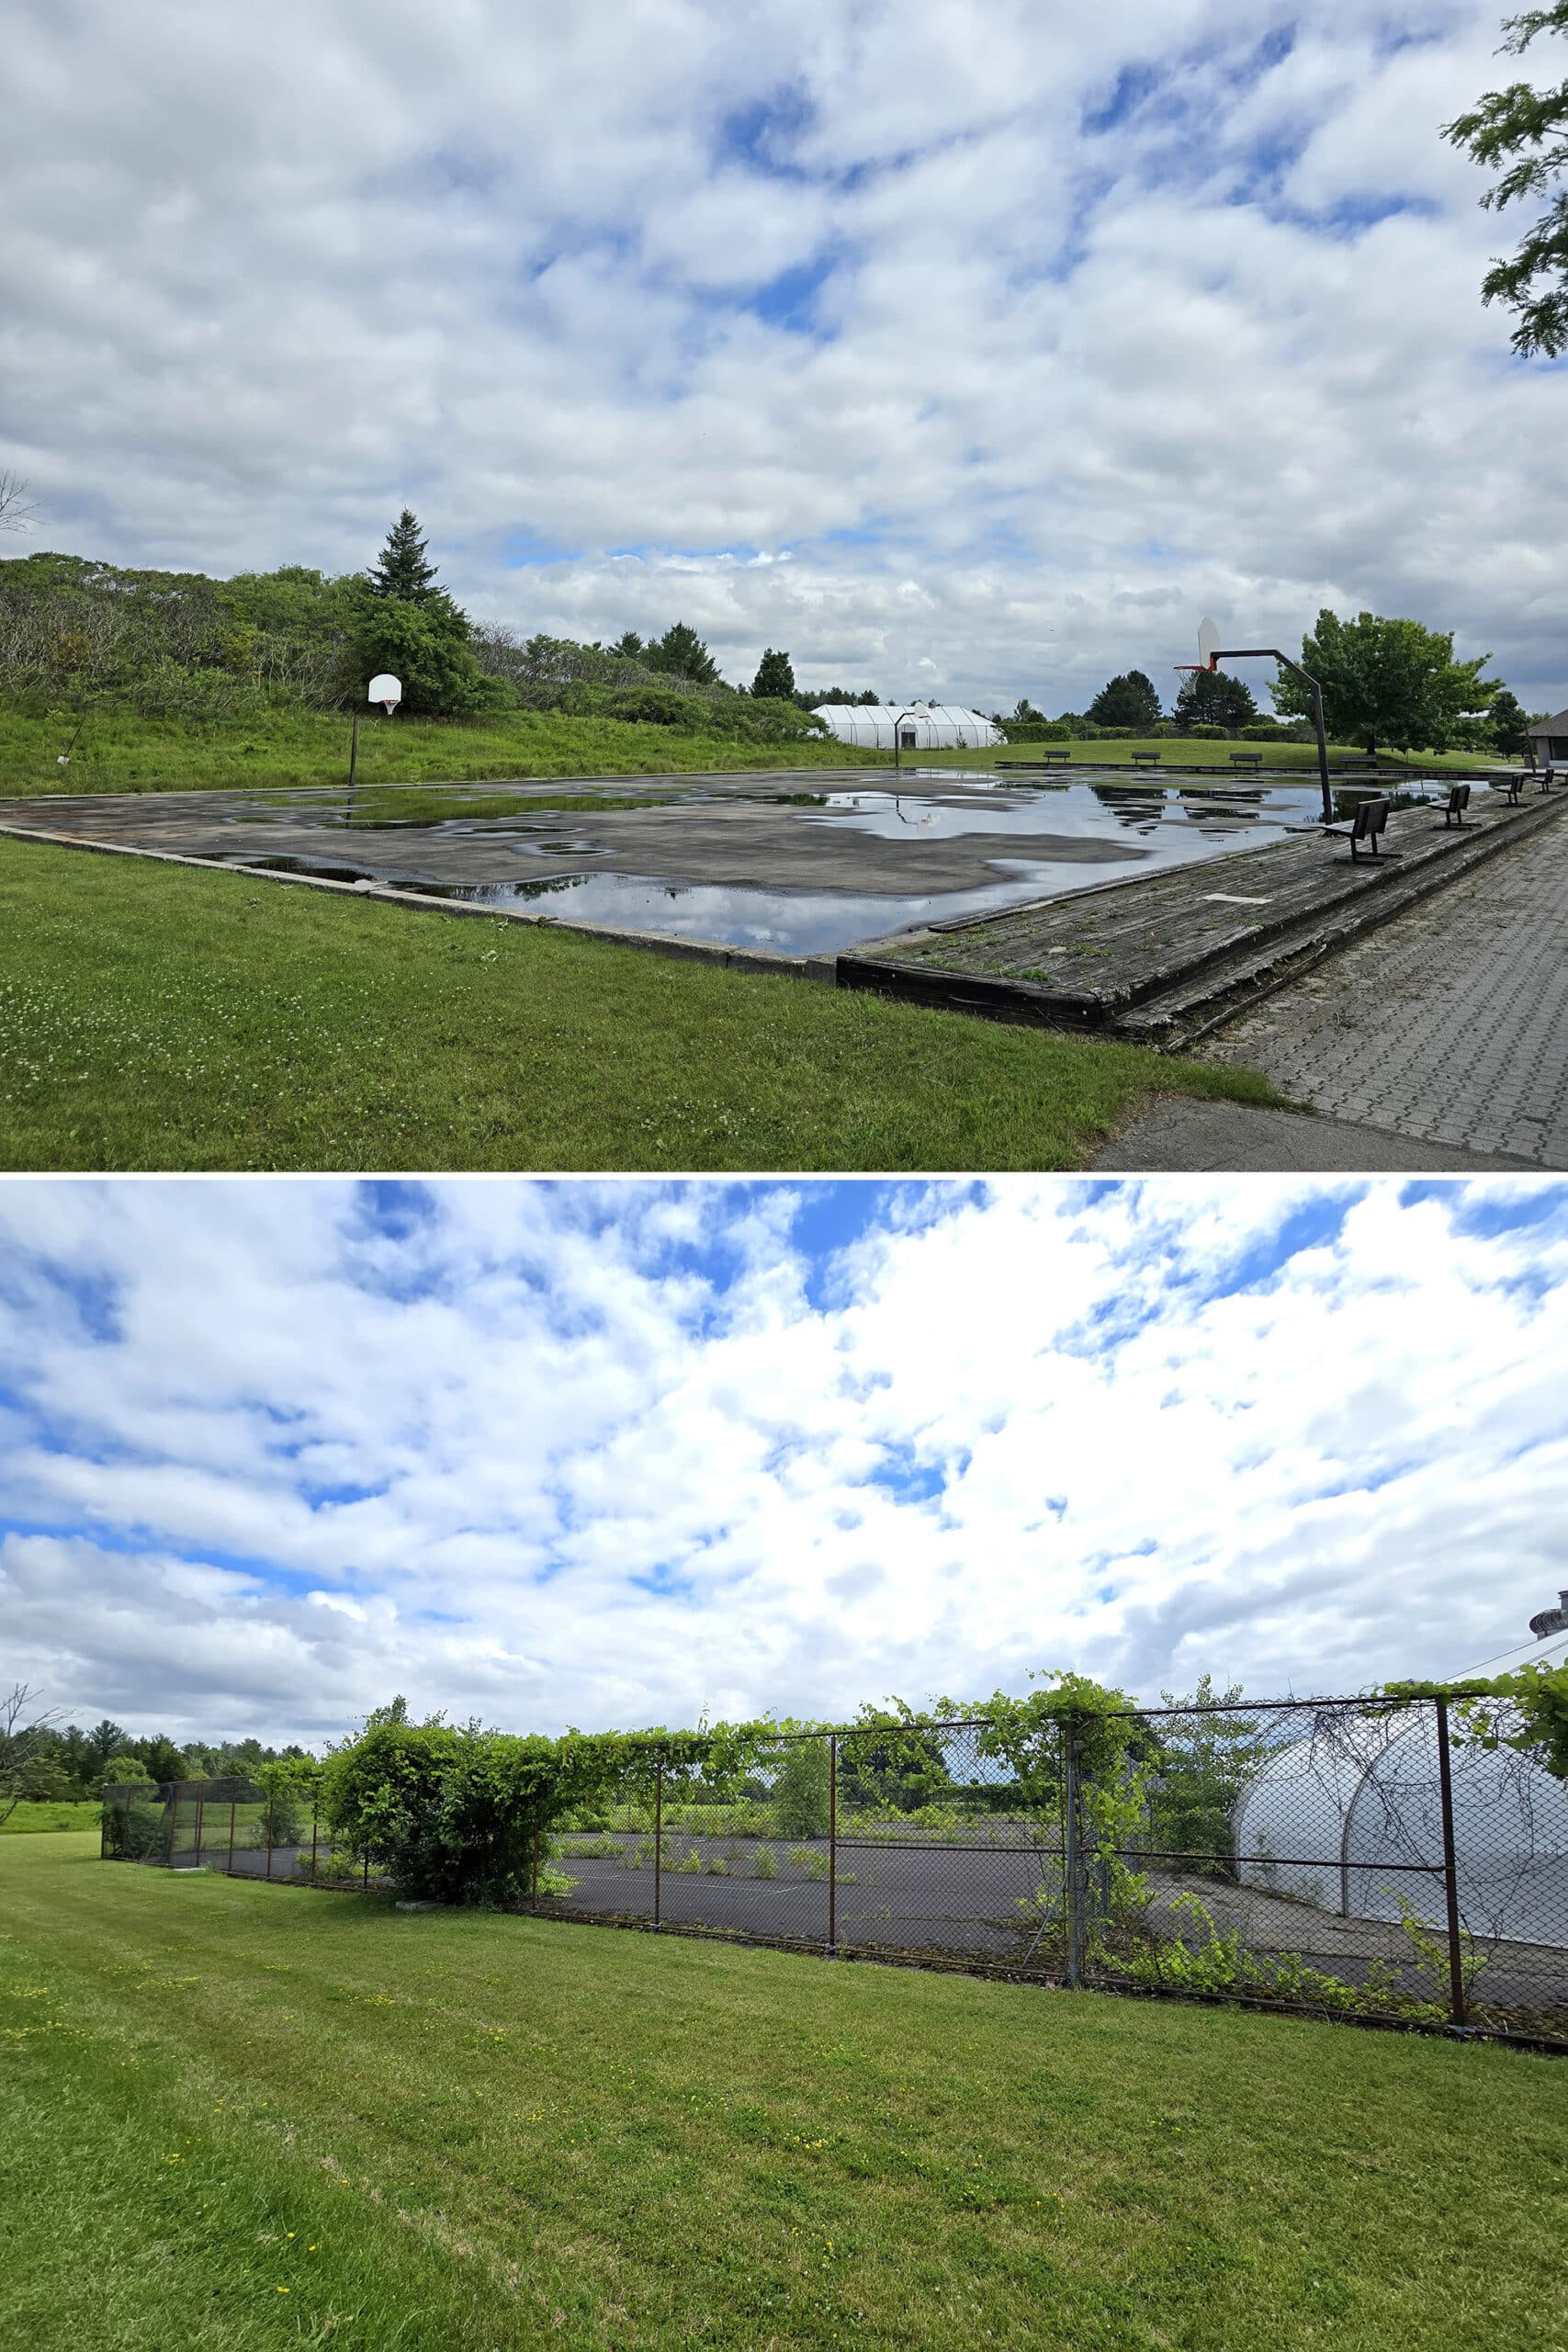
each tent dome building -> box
[811,704,1003,751]
[1233,1618,1568,1951]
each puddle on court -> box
[212,777,1435,957]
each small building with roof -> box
[1528,708,1568,764]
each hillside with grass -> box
[0,518,870,797]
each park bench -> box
[1321,794,1390,862]
[1041,749,1071,765]
[1436,783,1471,828]
[1129,751,1161,768]
[1228,752,1265,771]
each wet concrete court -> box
[1,764,1349,958]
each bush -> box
[101,1792,164,1860]
[321,1715,648,1905]
[998,719,1071,742]
[1188,723,1228,740]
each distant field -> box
[1,1802,100,1835]
[3,1833,1561,2352]
[0,702,880,799]
[918,739,1508,774]
[0,833,1272,1173]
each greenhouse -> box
[811,703,1003,750]
[1233,1689,1568,1950]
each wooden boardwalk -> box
[839,787,1568,1041]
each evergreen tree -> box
[1172,667,1259,733]
[367,509,440,604]
[1087,670,1164,729]
[611,629,645,660]
[645,621,719,685]
[751,647,796,699]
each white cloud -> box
[0,1178,1563,1745]
[1,2,1562,710]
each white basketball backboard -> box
[1197,617,1222,672]
[367,673,402,711]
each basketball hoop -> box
[367,673,402,717]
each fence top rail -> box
[624,1693,1450,1748]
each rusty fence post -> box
[1063,1721,1084,1990]
[362,1849,369,1891]
[1435,1696,1468,2029]
[265,1790,275,1881]
[828,1733,838,1954]
[653,1757,663,1928]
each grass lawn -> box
[918,740,1507,775]
[1,1801,102,1834]
[0,702,876,799]
[3,1835,1562,2352]
[0,836,1272,1172]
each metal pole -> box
[265,1791,274,1881]
[531,1826,539,1908]
[362,1849,369,1890]
[1063,1724,1083,1990]
[228,1792,237,1874]
[193,1788,204,1867]
[1309,681,1332,825]
[1435,1698,1468,2030]
[310,1784,319,1880]
[124,1785,132,1860]
[653,1758,663,1928]
[828,1734,838,1953]
[165,1782,177,1870]
[1207,649,1334,824]
[346,706,359,826]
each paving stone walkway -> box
[1201,816,1568,1167]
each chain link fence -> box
[103,1691,1568,2047]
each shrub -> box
[751,1845,778,1878]
[1188,723,1228,740]
[322,1718,616,1905]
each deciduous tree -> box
[1445,5,1568,356]
[1272,609,1497,755]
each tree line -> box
[0,1685,310,1815]
[0,510,830,747]
[1021,615,1536,758]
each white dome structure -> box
[1234,1634,1568,1951]
[812,704,1003,750]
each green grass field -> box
[916,739,1506,775]
[1,1801,102,1835]
[0,836,1272,1172]
[0,703,875,799]
[3,1835,1561,2352]
[0,702,1508,800]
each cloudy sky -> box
[4,1,1563,712]
[2,1176,1563,1747]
